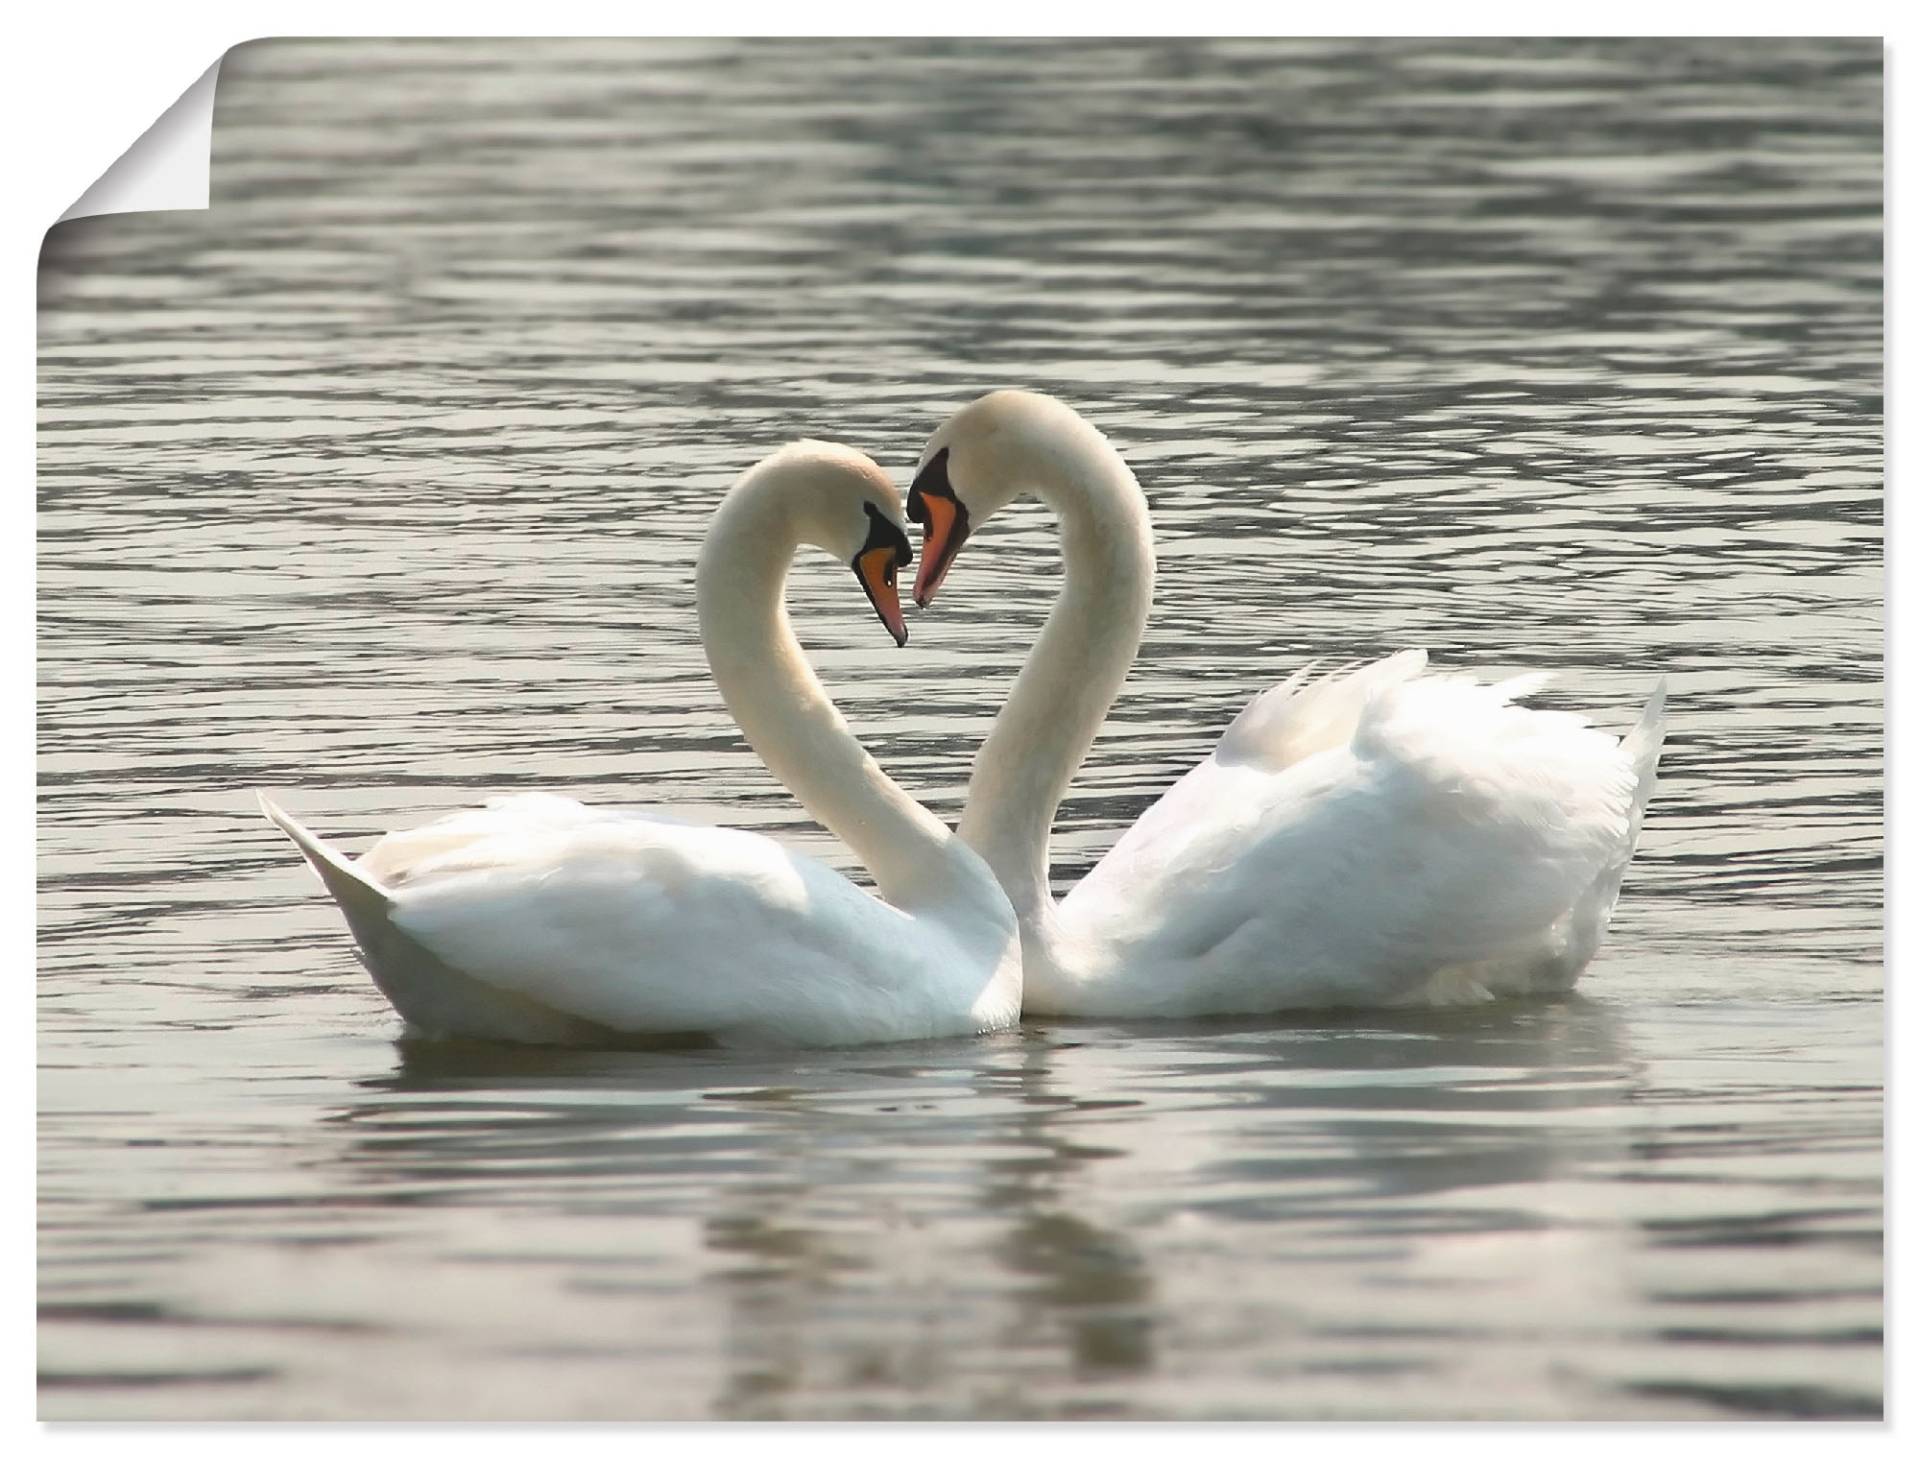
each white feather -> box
[1055,659,1663,1015]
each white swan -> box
[906,389,1666,1018]
[261,441,1021,1047]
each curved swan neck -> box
[957,410,1154,917]
[695,484,956,909]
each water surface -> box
[38,37,1881,1419]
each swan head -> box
[760,440,915,646]
[906,389,1084,608]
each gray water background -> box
[37,37,1882,1419]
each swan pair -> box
[263,391,1665,1047]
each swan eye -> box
[906,447,953,524]
[856,501,912,566]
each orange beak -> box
[912,490,970,609]
[854,545,909,647]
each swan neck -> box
[958,421,1154,918]
[695,492,956,908]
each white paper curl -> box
[58,58,221,223]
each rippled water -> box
[37,37,1882,1419]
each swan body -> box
[1048,653,1665,1015]
[908,390,1666,1018]
[263,443,1021,1047]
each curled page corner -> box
[58,58,222,224]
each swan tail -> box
[258,792,394,937]
[1620,678,1668,849]
[258,793,615,1044]
[1474,679,1668,998]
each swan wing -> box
[389,815,954,1044]
[1215,649,1429,770]
[1097,653,1582,897]
[276,796,982,1046]
[359,792,688,886]
[1057,667,1649,1014]
[1088,652,1432,886]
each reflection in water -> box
[984,1032,1160,1407]
[37,36,1880,1419]
[254,999,1662,1418]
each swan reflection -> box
[309,996,1635,1416]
